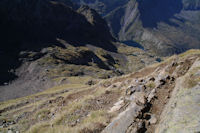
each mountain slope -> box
[0,0,160,101]
[0,50,199,133]
[107,0,200,56]
[73,0,129,15]
[73,0,200,56]
[0,0,115,84]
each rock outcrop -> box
[102,50,200,133]
[155,58,200,133]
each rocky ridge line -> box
[102,52,199,133]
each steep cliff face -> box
[73,0,200,56]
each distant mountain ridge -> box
[73,0,200,56]
[73,0,129,15]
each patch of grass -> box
[186,74,200,88]
[126,55,145,72]
[94,48,108,62]
[67,76,95,85]
[47,85,111,131]
[53,95,90,125]
[38,84,88,95]
[187,79,199,88]
[18,119,30,132]
[0,84,87,114]
[179,49,200,58]
[82,110,107,124]
[146,82,156,89]
[35,109,51,120]
[54,101,83,125]
[185,65,200,88]
[0,128,8,133]
[38,46,91,66]
[101,80,112,88]
[66,114,80,124]
[27,123,50,133]
[117,43,143,55]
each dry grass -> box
[146,82,156,89]
[0,84,88,110]
[25,78,122,133]
[3,49,200,133]
[26,89,112,133]
[35,109,51,120]
[179,49,200,58]
[185,68,200,88]
[117,43,143,54]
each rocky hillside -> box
[73,0,200,56]
[0,0,115,84]
[1,1,200,132]
[0,43,160,102]
[73,0,129,15]
[0,50,199,133]
[0,0,160,101]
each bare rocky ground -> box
[0,50,200,133]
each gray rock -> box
[102,102,144,133]
[155,75,171,88]
[0,120,3,126]
[155,59,200,133]
[149,115,157,125]
[133,92,147,105]
[148,89,156,102]
[8,130,13,133]
[109,99,124,113]
[126,85,145,95]
[194,70,200,77]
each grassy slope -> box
[0,49,199,133]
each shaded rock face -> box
[0,0,116,84]
[137,0,183,27]
[73,0,129,15]
[0,0,115,51]
[183,0,200,10]
[118,0,200,55]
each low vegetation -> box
[0,50,199,133]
